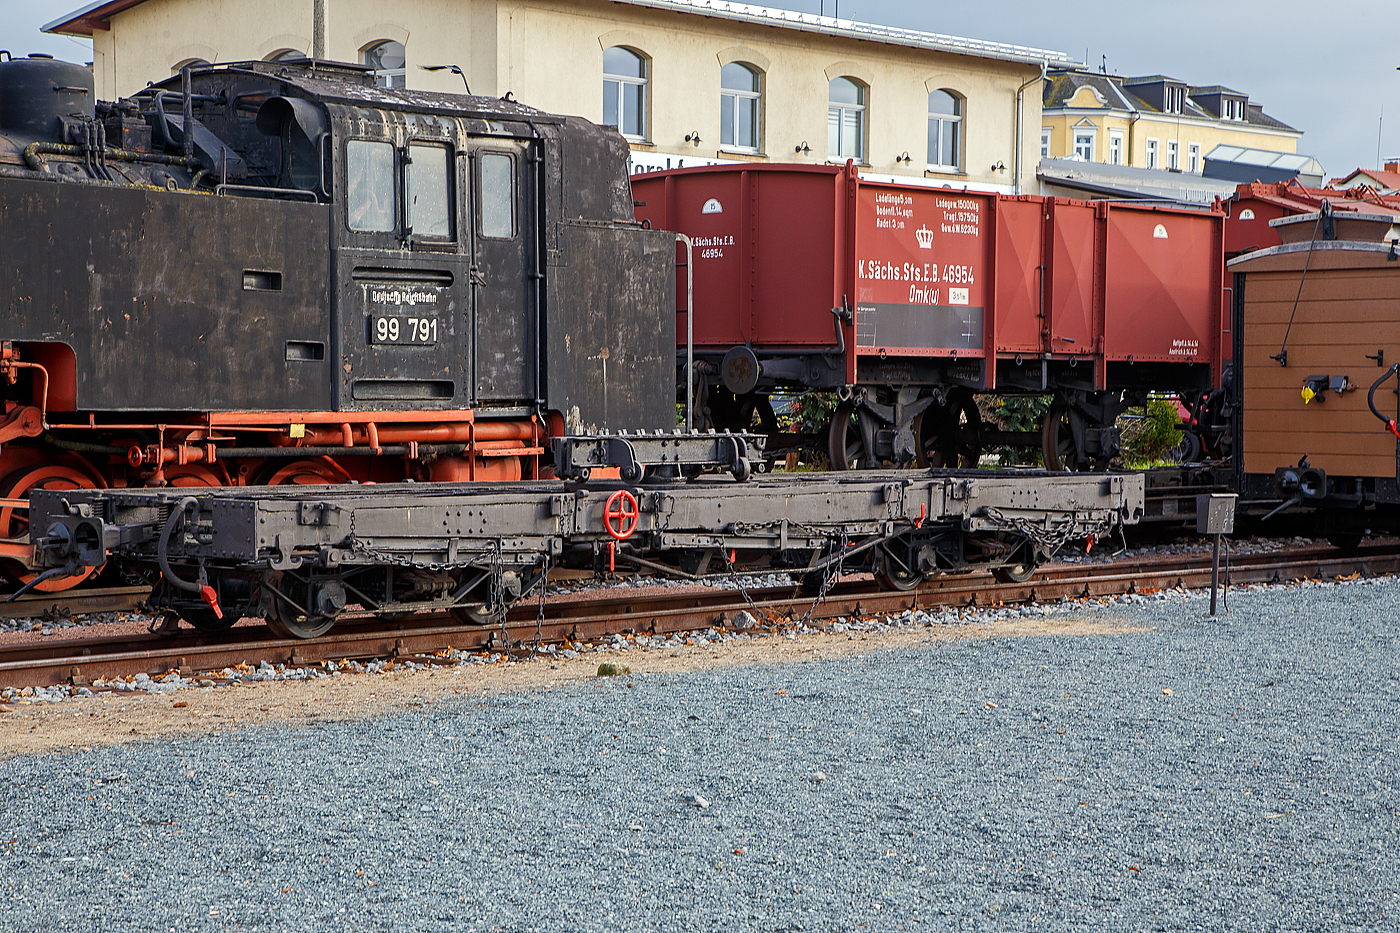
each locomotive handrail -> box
[213,184,318,201]
[1367,364,1400,438]
[677,233,695,432]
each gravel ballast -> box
[2,578,1397,930]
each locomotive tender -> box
[0,53,676,587]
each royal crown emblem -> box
[915,224,934,249]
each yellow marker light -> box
[289,423,306,438]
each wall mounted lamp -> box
[420,64,470,94]
[795,141,811,154]
[895,151,912,163]
[684,131,702,146]
[990,160,1006,172]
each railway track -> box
[0,585,152,620]
[3,543,1398,690]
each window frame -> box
[1145,138,1159,170]
[926,89,962,173]
[603,46,649,141]
[1187,142,1201,174]
[1040,128,1052,160]
[719,62,762,152]
[362,40,406,89]
[1167,139,1179,171]
[404,139,456,243]
[475,150,518,241]
[1107,130,1124,166]
[1165,85,1184,115]
[1073,130,1095,162]
[827,76,867,164]
[344,137,399,235]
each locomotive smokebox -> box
[0,54,93,139]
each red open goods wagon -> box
[633,163,1225,469]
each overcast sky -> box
[2,0,1394,177]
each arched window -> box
[362,40,406,89]
[603,46,647,140]
[927,89,961,170]
[828,77,865,161]
[171,58,211,74]
[720,62,760,151]
[266,48,304,62]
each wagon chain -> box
[347,512,483,572]
[981,506,1116,558]
[797,528,849,628]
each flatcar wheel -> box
[991,540,1039,584]
[0,463,104,592]
[1040,402,1081,472]
[874,552,924,591]
[827,404,871,471]
[992,561,1036,584]
[265,607,338,640]
[915,392,984,468]
[259,574,339,639]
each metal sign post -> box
[1196,493,1237,616]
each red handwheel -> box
[604,489,639,540]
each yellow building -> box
[1040,69,1300,174]
[45,0,1076,193]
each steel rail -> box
[3,544,1398,690]
[0,585,152,620]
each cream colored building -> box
[1039,69,1301,173]
[46,0,1075,194]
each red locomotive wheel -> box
[604,490,639,540]
[164,465,227,487]
[0,464,104,591]
[260,458,354,486]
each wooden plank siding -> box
[1237,259,1400,478]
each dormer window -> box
[1165,85,1185,114]
[1223,98,1245,121]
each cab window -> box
[346,139,395,232]
[406,142,452,239]
[479,152,515,239]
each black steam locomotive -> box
[0,53,676,588]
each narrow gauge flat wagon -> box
[633,163,1225,472]
[28,469,1143,637]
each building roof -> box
[1036,157,1237,205]
[1203,145,1325,185]
[1329,168,1400,191]
[1042,68,1298,133]
[1191,85,1246,97]
[1122,74,1185,85]
[47,0,1079,67]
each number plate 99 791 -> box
[370,316,439,345]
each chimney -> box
[1386,159,1399,174]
